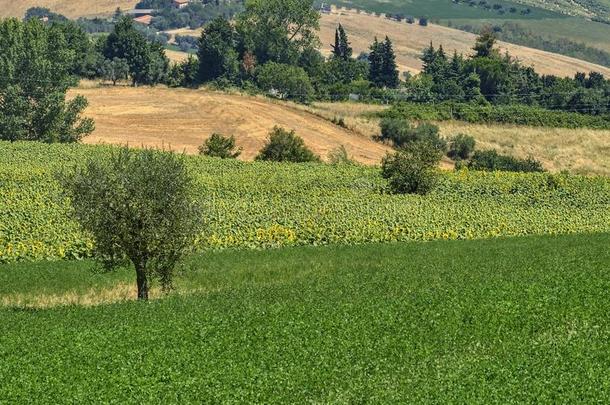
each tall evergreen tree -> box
[381,36,399,88]
[448,50,464,80]
[421,42,436,74]
[368,37,384,87]
[331,24,352,60]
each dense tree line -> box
[411,27,610,115]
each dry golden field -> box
[0,0,137,18]
[318,8,610,78]
[307,101,610,175]
[71,84,390,164]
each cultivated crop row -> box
[1,142,609,263]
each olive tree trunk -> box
[136,265,149,301]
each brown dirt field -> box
[0,0,138,18]
[71,85,391,164]
[319,8,610,78]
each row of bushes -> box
[381,102,610,129]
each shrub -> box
[60,147,202,300]
[381,141,443,195]
[256,127,320,163]
[379,117,446,151]
[448,133,476,160]
[468,149,545,173]
[256,62,314,103]
[199,133,242,159]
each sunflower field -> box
[1,141,609,263]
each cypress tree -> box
[331,24,352,60]
[381,36,399,88]
[368,37,384,87]
[421,42,436,75]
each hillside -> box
[68,83,610,175]
[0,0,137,18]
[319,8,610,77]
[163,8,610,77]
[71,85,390,164]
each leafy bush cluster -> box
[467,150,545,173]
[2,141,609,263]
[255,127,320,163]
[199,133,242,159]
[379,117,447,150]
[381,141,443,195]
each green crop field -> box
[1,234,610,402]
[1,141,609,263]
[329,0,562,19]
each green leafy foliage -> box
[59,148,202,299]
[198,133,242,159]
[1,141,609,263]
[197,16,239,83]
[1,234,610,401]
[381,141,443,194]
[448,133,477,160]
[256,62,314,102]
[0,18,94,143]
[103,17,169,86]
[379,117,446,151]
[255,127,320,163]
[468,149,546,172]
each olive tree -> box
[61,147,202,300]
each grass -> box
[1,233,610,402]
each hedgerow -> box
[381,102,610,129]
[1,141,609,263]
